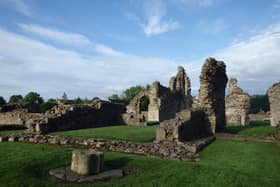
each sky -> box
[0,0,280,100]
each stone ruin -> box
[122,66,192,125]
[156,57,228,142]
[226,78,250,126]
[268,82,280,127]
[0,104,43,130]
[26,99,126,134]
[195,57,228,133]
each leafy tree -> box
[40,99,57,112]
[9,95,23,104]
[122,85,145,101]
[62,92,68,100]
[108,94,121,100]
[74,97,83,104]
[250,94,270,114]
[140,96,149,111]
[0,96,6,106]
[23,92,44,105]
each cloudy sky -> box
[0,0,279,100]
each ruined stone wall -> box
[226,78,250,126]
[197,57,228,133]
[0,106,43,130]
[268,82,280,127]
[0,133,215,161]
[156,109,212,142]
[27,101,126,134]
[148,81,192,123]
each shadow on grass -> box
[105,157,133,169]
[226,120,271,134]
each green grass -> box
[226,121,275,137]
[0,129,24,136]
[51,125,159,143]
[0,140,280,187]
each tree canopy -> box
[9,95,23,104]
[250,94,270,114]
[0,96,6,106]
[24,92,44,105]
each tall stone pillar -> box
[198,57,228,133]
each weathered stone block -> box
[70,149,104,176]
[268,82,280,127]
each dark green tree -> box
[122,85,145,101]
[40,99,57,112]
[23,92,44,105]
[74,97,83,104]
[108,94,121,100]
[250,94,270,114]
[8,95,23,104]
[0,96,6,106]
[140,96,149,111]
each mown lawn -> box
[0,139,280,187]
[0,129,24,136]
[226,121,275,137]
[51,125,159,142]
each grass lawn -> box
[0,129,24,136]
[51,125,159,142]
[0,140,280,187]
[226,121,275,137]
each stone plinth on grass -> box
[71,149,104,176]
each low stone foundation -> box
[0,133,215,161]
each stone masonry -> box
[156,109,212,142]
[123,66,192,125]
[196,57,228,133]
[26,100,126,134]
[268,82,280,127]
[226,78,250,126]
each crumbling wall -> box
[27,100,126,134]
[156,109,212,142]
[268,82,280,127]
[0,104,43,130]
[197,57,228,133]
[226,78,250,126]
[123,66,192,125]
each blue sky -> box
[0,0,280,100]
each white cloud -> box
[143,0,180,36]
[0,0,32,17]
[18,23,91,47]
[127,0,181,36]
[213,23,280,94]
[94,44,124,56]
[0,28,178,99]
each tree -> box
[74,97,83,104]
[250,94,270,114]
[108,94,121,100]
[0,96,6,106]
[23,92,44,105]
[62,92,68,100]
[122,85,145,101]
[9,95,23,104]
[40,99,57,112]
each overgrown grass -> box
[51,125,159,142]
[226,121,275,137]
[0,140,280,187]
[0,129,24,136]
